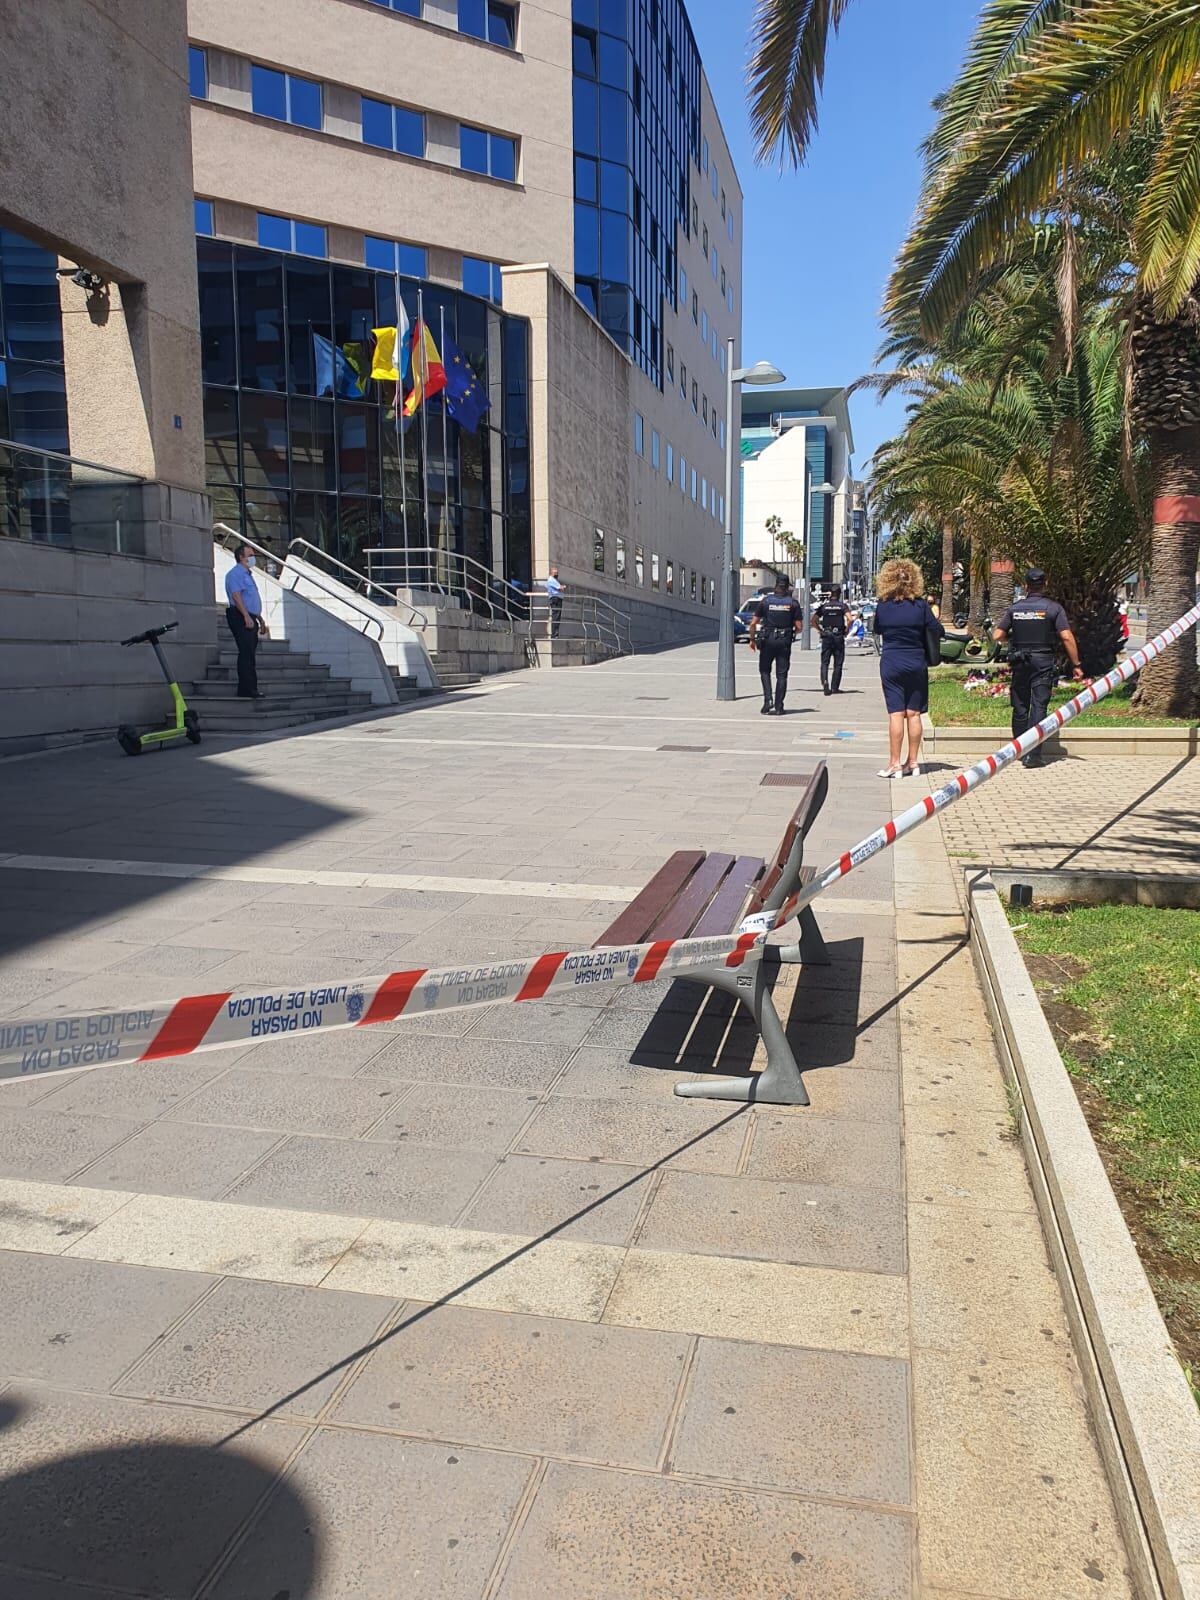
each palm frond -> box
[747,0,854,167]
[1137,77,1200,311]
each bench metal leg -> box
[773,906,830,966]
[672,960,810,1107]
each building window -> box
[194,198,215,236]
[692,199,699,235]
[719,343,726,375]
[362,97,425,157]
[461,125,517,180]
[679,454,686,493]
[727,210,735,241]
[616,532,627,579]
[257,212,327,258]
[691,290,698,324]
[719,418,726,447]
[721,188,726,218]
[665,441,674,483]
[691,569,697,600]
[711,328,718,361]
[368,0,422,12]
[700,477,707,510]
[633,411,644,455]
[463,255,504,303]
[573,25,597,75]
[691,380,698,414]
[666,344,674,383]
[593,526,606,572]
[666,560,674,594]
[711,162,718,199]
[702,137,709,173]
[188,46,207,99]
[690,466,697,500]
[252,64,323,130]
[727,283,734,314]
[679,266,687,301]
[711,246,719,280]
[635,545,645,585]
[701,394,708,425]
[651,428,660,469]
[679,361,687,400]
[712,410,719,439]
[365,235,428,278]
[459,0,517,47]
[700,308,708,342]
[702,224,709,255]
[651,553,660,589]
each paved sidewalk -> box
[0,641,1131,1598]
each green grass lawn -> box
[1011,904,1200,1391]
[929,668,1198,728]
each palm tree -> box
[749,0,1200,712]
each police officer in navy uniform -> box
[993,568,1084,767]
[812,583,851,695]
[749,576,804,715]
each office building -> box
[740,386,854,587]
[187,0,743,630]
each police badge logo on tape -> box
[626,955,639,978]
[345,989,365,1025]
[423,981,441,1010]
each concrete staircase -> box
[428,653,482,691]
[191,641,420,733]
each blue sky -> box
[688,0,983,474]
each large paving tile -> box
[637,1170,905,1275]
[362,1032,570,1090]
[223,1133,494,1223]
[163,1068,406,1138]
[906,1122,1036,1213]
[335,1302,688,1466]
[458,1154,651,1246]
[0,1177,132,1255]
[745,1112,903,1192]
[908,1202,1072,1365]
[496,1462,913,1599]
[371,1082,541,1152]
[105,942,237,978]
[67,1192,365,1284]
[605,1249,909,1359]
[71,1120,279,1200]
[913,1350,1133,1598]
[794,1064,901,1123]
[673,1338,911,1506]
[323,1219,623,1320]
[515,1096,748,1173]
[0,1389,299,1597]
[0,1252,213,1389]
[39,1056,234,1121]
[467,1002,600,1048]
[235,1028,391,1076]
[210,1426,532,1600]
[118,1276,395,1419]
[552,1049,688,1100]
[0,1109,142,1183]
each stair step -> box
[201,675,337,696]
[200,709,367,734]
[188,691,374,716]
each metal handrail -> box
[0,436,146,482]
[287,538,428,631]
[525,592,633,657]
[364,545,524,631]
[212,524,385,643]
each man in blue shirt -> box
[224,543,269,698]
[543,566,565,638]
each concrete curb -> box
[930,724,1198,759]
[988,868,1200,911]
[968,873,1200,1600]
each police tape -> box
[1,599,1197,1086]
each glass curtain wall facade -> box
[0,228,69,456]
[197,238,532,583]
[571,0,700,386]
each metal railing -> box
[364,545,634,658]
[1,439,146,555]
[287,538,427,631]
[212,524,384,642]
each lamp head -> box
[736,360,786,386]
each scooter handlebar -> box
[121,622,178,647]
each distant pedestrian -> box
[1119,597,1130,641]
[813,583,851,694]
[544,566,565,638]
[993,569,1084,768]
[750,575,804,715]
[224,543,268,699]
[873,558,943,777]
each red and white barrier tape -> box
[2,601,1196,1084]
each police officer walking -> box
[749,576,804,715]
[812,583,851,695]
[993,568,1084,767]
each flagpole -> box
[394,271,408,587]
[417,286,431,565]
[439,303,451,566]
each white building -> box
[739,386,855,587]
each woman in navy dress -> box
[872,558,944,777]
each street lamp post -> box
[800,476,836,650]
[718,347,786,700]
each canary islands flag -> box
[370,305,412,393]
[404,320,447,417]
[441,332,491,433]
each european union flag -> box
[313,331,363,398]
[441,333,491,433]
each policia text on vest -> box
[749,580,805,715]
[993,569,1084,769]
[812,587,852,695]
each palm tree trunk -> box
[940,523,955,619]
[989,558,1015,619]
[967,538,985,636]
[1131,425,1200,716]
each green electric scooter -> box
[116,622,201,756]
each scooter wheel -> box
[117,727,143,757]
[184,710,201,744]
[186,727,202,745]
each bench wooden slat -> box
[691,854,765,939]
[594,849,706,947]
[649,852,736,941]
[745,764,828,916]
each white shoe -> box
[903,762,922,777]
[877,767,903,778]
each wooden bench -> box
[593,761,830,1106]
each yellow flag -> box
[370,327,400,382]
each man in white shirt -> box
[544,566,565,638]
[224,543,269,698]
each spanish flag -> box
[404,320,447,417]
